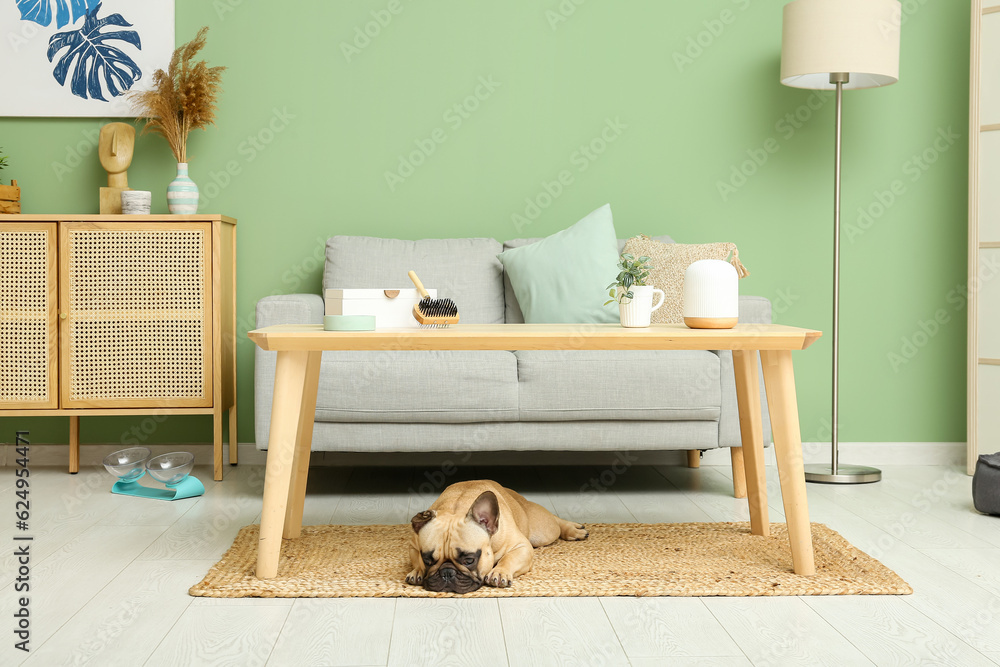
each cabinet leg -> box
[229,405,238,466]
[69,416,79,474]
[213,409,223,481]
[686,450,701,468]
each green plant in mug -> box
[0,148,8,184]
[605,253,652,305]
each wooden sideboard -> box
[0,215,237,480]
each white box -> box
[323,288,436,329]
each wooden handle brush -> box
[408,270,459,327]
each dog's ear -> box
[467,491,499,535]
[411,510,436,534]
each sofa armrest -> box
[717,296,773,448]
[255,293,324,328]
[254,294,324,448]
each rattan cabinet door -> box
[0,223,58,409]
[59,222,213,408]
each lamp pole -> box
[803,72,882,484]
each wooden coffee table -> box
[248,323,822,579]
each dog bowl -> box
[145,452,195,486]
[103,447,151,483]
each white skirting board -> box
[0,441,968,468]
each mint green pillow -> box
[497,204,620,323]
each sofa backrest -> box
[501,235,674,324]
[323,236,505,324]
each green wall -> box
[0,0,970,447]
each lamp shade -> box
[781,0,900,90]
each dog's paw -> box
[485,567,514,588]
[405,569,424,586]
[562,522,588,541]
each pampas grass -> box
[128,27,225,163]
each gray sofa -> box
[254,235,772,489]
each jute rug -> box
[189,522,911,598]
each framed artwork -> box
[0,1,175,117]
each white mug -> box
[618,285,665,328]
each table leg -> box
[257,350,315,580]
[283,351,322,539]
[760,349,815,575]
[729,447,748,499]
[733,350,769,536]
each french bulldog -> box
[406,480,588,593]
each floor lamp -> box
[780,0,901,484]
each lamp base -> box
[804,463,881,484]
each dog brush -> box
[408,270,459,327]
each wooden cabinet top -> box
[2,214,236,225]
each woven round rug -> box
[189,522,911,598]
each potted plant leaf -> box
[604,253,665,328]
[0,148,20,214]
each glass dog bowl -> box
[102,448,204,501]
[147,452,195,485]
[103,447,151,483]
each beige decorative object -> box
[0,215,237,480]
[189,522,911,599]
[621,235,749,324]
[0,179,20,214]
[98,123,135,214]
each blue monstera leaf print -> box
[16,0,100,28]
[47,4,142,101]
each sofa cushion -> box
[314,351,518,423]
[496,204,621,324]
[323,236,505,324]
[514,350,720,421]
[503,235,675,324]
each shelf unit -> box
[0,215,237,480]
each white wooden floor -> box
[1,462,998,666]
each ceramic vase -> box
[683,259,738,329]
[167,163,199,214]
[618,285,665,328]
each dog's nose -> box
[440,566,456,581]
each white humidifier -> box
[683,259,738,329]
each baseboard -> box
[0,441,966,468]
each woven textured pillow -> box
[621,235,749,324]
